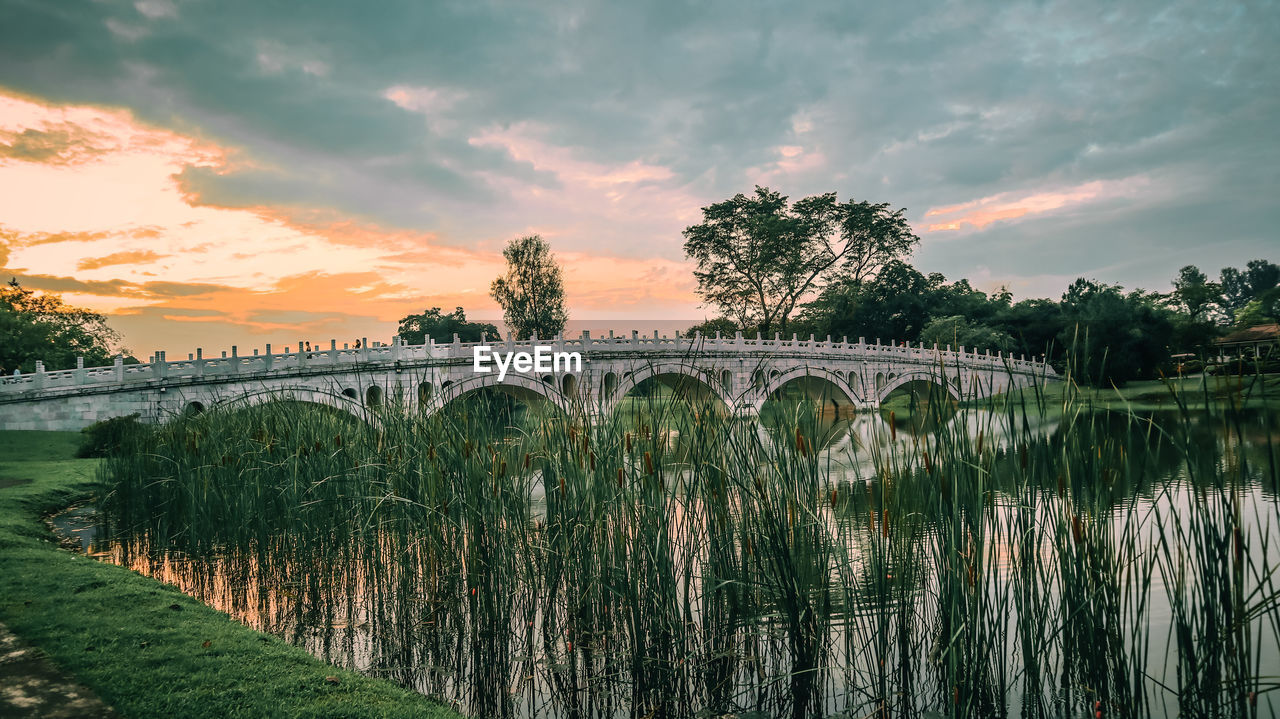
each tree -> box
[684,316,740,337]
[797,260,934,343]
[489,235,569,340]
[1170,265,1219,321]
[1057,279,1174,386]
[0,278,125,373]
[397,306,498,344]
[682,186,916,336]
[1219,259,1279,322]
[920,315,1013,353]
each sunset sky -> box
[0,1,1276,357]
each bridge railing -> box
[0,331,1055,396]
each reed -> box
[93,360,1280,718]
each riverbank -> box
[0,430,464,719]
[944,372,1280,411]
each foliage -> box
[684,316,740,337]
[919,314,1013,353]
[75,413,150,458]
[682,186,916,336]
[1219,260,1279,323]
[1234,292,1278,328]
[1170,265,1219,321]
[489,234,569,340]
[0,278,124,373]
[397,306,499,344]
[1057,279,1174,386]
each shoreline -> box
[0,430,465,719]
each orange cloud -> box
[0,89,705,357]
[923,177,1150,232]
[77,250,166,270]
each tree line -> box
[4,186,1274,387]
[682,186,1278,386]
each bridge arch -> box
[212,386,376,425]
[418,372,574,418]
[604,361,734,416]
[876,370,960,405]
[752,366,865,415]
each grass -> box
[954,372,1280,412]
[0,429,465,719]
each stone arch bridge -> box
[0,332,1057,431]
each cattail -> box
[977,431,984,454]
[1019,444,1027,470]
[523,452,531,469]
[625,432,632,453]
[333,435,342,448]
[889,412,896,442]
[1071,514,1083,545]
[644,451,654,475]
[923,450,932,474]
[559,475,566,496]
[500,460,507,477]
[589,452,596,471]
[1056,473,1065,497]
[881,509,889,538]
[829,488,837,508]
[796,428,805,454]
[1234,527,1244,566]
[617,468,624,488]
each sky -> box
[0,0,1276,357]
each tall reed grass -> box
[95,361,1280,718]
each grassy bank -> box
[0,430,464,719]
[939,372,1280,412]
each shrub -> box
[77,414,149,458]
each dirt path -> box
[0,622,117,719]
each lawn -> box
[0,430,464,719]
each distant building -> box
[1215,323,1279,359]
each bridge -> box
[0,331,1057,431]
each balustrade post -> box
[155,351,169,380]
[264,344,273,371]
[195,348,205,377]
[34,361,46,389]
[75,356,86,385]
[114,354,124,382]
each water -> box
[72,402,1280,718]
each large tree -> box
[682,186,916,336]
[0,278,124,373]
[397,306,498,344]
[1170,265,1220,321]
[489,234,569,340]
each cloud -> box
[0,0,1275,346]
[77,249,166,270]
[922,177,1152,232]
